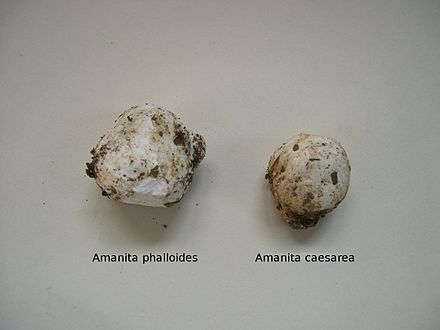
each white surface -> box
[1,1,439,329]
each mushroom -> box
[266,133,350,229]
[86,104,206,207]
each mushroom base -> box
[282,209,333,229]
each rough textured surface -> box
[266,133,350,229]
[86,104,206,207]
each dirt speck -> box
[331,172,338,185]
[149,165,159,178]
[173,132,185,145]
[304,192,314,204]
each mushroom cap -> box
[266,133,350,229]
[86,104,206,207]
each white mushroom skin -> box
[86,104,206,207]
[266,133,350,229]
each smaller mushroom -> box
[266,133,351,229]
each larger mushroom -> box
[86,104,206,207]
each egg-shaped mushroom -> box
[266,133,350,229]
[86,104,206,207]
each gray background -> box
[1,0,439,329]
